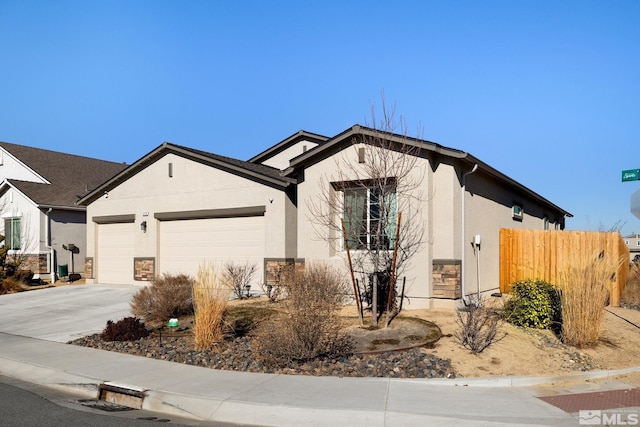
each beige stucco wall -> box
[296,144,448,309]
[258,140,320,170]
[429,161,461,260]
[85,152,293,283]
[296,144,565,309]
[463,171,562,299]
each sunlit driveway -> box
[0,284,140,343]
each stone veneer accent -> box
[432,259,461,299]
[264,258,305,286]
[8,254,49,274]
[85,258,93,278]
[134,258,155,281]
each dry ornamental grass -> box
[192,263,231,350]
[558,251,626,347]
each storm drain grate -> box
[77,398,135,412]
[98,382,146,410]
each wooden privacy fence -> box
[500,228,630,306]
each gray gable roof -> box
[77,142,296,206]
[248,130,329,165]
[0,141,128,208]
[170,143,295,185]
[284,125,573,219]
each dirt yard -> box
[402,304,640,378]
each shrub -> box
[223,261,257,299]
[503,279,560,329]
[192,263,231,350]
[259,263,294,303]
[558,252,625,347]
[622,261,640,308]
[252,263,353,367]
[130,273,194,322]
[0,277,25,295]
[101,317,150,342]
[455,295,504,353]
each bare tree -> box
[599,219,627,234]
[223,260,258,299]
[307,97,426,326]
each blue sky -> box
[1,1,639,235]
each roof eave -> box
[285,124,466,173]
[282,125,572,218]
[248,130,330,164]
[40,204,86,212]
[460,153,573,218]
[78,142,294,206]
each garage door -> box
[96,222,135,284]
[158,216,265,282]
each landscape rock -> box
[70,334,456,379]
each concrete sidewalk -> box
[1,284,639,426]
[1,331,592,426]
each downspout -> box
[461,163,478,304]
[45,208,55,284]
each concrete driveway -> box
[0,284,140,343]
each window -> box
[512,203,523,221]
[341,184,397,250]
[4,217,21,250]
[543,217,549,230]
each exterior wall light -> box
[140,221,147,232]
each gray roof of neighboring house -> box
[0,141,128,209]
[77,142,296,206]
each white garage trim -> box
[93,214,136,224]
[154,205,266,221]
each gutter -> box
[461,163,478,304]
[44,208,55,284]
[40,204,86,212]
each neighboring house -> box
[0,142,128,283]
[78,126,571,309]
[624,234,640,262]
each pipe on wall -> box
[461,163,478,304]
[45,208,55,284]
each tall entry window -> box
[341,184,397,251]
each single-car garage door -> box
[96,222,135,284]
[158,216,265,281]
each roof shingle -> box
[0,141,128,207]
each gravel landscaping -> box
[70,332,457,379]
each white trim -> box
[0,148,50,184]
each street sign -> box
[622,169,640,182]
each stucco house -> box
[0,142,128,283]
[624,234,640,262]
[78,126,571,309]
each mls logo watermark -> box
[579,410,639,425]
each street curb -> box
[3,353,640,426]
[0,356,101,398]
[417,366,640,387]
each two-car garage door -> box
[158,216,265,278]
